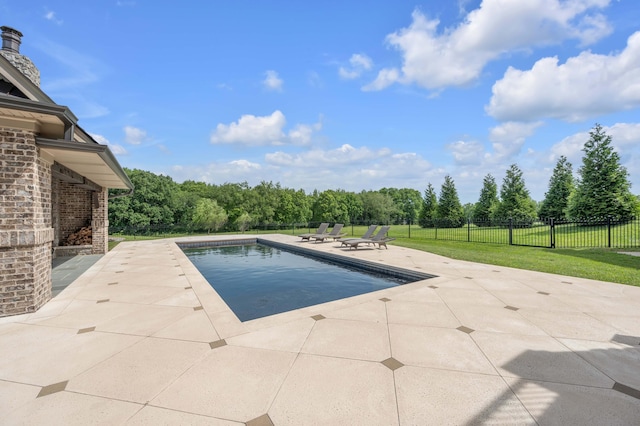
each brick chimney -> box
[0,26,40,87]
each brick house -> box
[0,27,133,317]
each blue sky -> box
[3,0,640,203]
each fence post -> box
[607,216,612,248]
[509,217,513,245]
[550,218,555,248]
[408,219,411,239]
[467,218,471,242]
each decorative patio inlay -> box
[37,381,68,398]
[457,326,474,334]
[311,314,326,321]
[504,306,519,311]
[193,306,203,311]
[184,286,192,289]
[381,357,404,371]
[77,327,95,334]
[179,273,185,276]
[96,299,109,304]
[209,339,227,349]
[379,297,391,302]
[246,413,274,426]
[613,382,640,400]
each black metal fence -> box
[403,217,639,249]
[109,216,640,249]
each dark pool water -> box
[183,243,410,321]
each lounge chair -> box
[299,223,329,241]
[341,225,395,249]
[310,224,346,242]
[340,225,378,247]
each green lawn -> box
[109,225,640,286]
[391,238,640,286]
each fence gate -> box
[508,218,554,248]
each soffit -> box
[37,139,133,190]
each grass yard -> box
[392,238,640,286]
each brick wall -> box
[0,127,53,317]
[53,168,108,255]
[57,179,92,242]
[91,188,108,254]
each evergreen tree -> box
[437,175,465,228]
[418,183,437,228]
[493,164,537,224]
[538,156,574,220]
[567,124,640,219]
[473,174,498,226]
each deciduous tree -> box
[192,198,228,233]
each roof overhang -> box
[36,138,133,190]
[0,94,133,190]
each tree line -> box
[109,124,639,231]
[108,175,423,232]
[419,124,639,228]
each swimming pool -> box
[181,240,434,321]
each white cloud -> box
[44,10,63,25]
[365,0,611,91]
[170,144,434,192]
[487,31,640,122]
[362,68,400,92]
[288,122,322,146]
[211,111,285,145]
[91,133,128,155]
[210,111,321,146]
[487,121,543,161]
[445,121,542,168]
[339,54,373,79]
[307,71,323,88]
[266,144,382,167]
[36,39,107,92]
[263,70,283,91]
[447,140,486,165]
[124,126,148,145]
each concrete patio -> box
[1,234,640,425]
